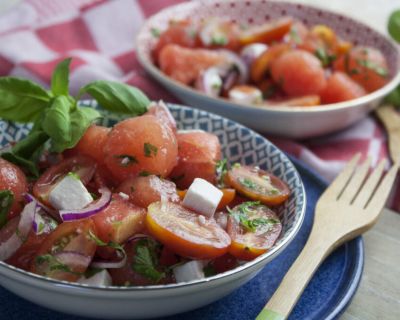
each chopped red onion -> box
[32,210,58,235]
[126,233,151,243]
[0,201,37,261]
[195,68,223,97]
[24,193,60,222]
[60,187,112,221]
[90,253,127,269]
[219,50,249,83]
[240,43,268,67]
[54,251,92,269]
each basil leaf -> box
[385,85,400,106]
[0,190,14,229]
[68,106,101,150]
[51,58,71,96]
[1,130,49,177]
[42,96,72,152]
[388,10,400,43]
[0,77,51,122]
[79,81,150,115]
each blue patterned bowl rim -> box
[0,100,306,291]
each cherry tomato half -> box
[33,155,96,206]
[0,158,28,220]
[227,203,282,260]
[31,219,97,281]
[226,165,290,206]
[146,201,231,259]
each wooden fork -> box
[376,104,400,164]
[256,154,399,320]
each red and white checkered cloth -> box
[0,0,398,210]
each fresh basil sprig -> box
[0,58,150,177]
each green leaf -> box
[79,81,150,116]
[0,77,51,122]
[385,85,400,106]
[388,9,400,43]
[215,158,228,187]
[88,229,125,254]
[132,239,165,282]
[1,130,49,177]
[51,58,71,96]
[0,190,14,229]
[68,106,101,150]
[144,142,158,157]
[42,96,72,152]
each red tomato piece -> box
[33,155,96,206]
[271,49,327,97]
[91,193,146,244]
[6,231,48,271]
[0,215,19,244]
[169,143,215,190]
[116,175,179,209]
[227,203,282,260]
[320,72,367,104]
[146,101,177,133]
[67,125,110,165]
[239,17,292,45]
[198,19,241,51]
[31,219,97,282]
[212,253,238,273]
[0,159,28,220]
[103,115,178,183]
[226,165,290,206]
[158,44,227,85]
[146,201,231,259]
[333,46,389,92]
[153,20,200,62]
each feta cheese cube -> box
[173,260,205,283]
[49,174,93,210]
[182,178,223,218]
[78,270,112,286]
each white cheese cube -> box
[182,178,223,218]
[49,174,93,210]
[173,261,205,283]
[78,270,112,286]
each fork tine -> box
[353,159,387,208]
[322,153,361,199]
[340,157,371,203]
[365,163,398,211]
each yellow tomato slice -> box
[227,203,282,260]
[146,201,231,259]
[226,165,290,206]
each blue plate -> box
[0,157,363,320]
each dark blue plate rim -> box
[289,155,364,320]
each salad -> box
[152,17,390,107]
[0,59,290,286]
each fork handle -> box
[256,233,331,320]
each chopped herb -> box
[67,171,81,180]
[144,142,158,158]
[84,267,103,278]
[114,154,138,167]
[203,264,217,277]
[289,28,302,44]
[151,27,161,38]
[227,201,278,233]
[215,159,228,187]
[132,239,165,283]
[232,163,241,168]
[171,174,185,182]
[314,47,336,67]
[88,229,125,255]
[349,68,361,75]
[0,190,14,229]
[139,170,151,177]
[35,254,82,276]
[238,177,258,190]
[211,34,228,45]
[263,85,277,99]
[356,58,388,77]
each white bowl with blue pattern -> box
[0,101,306,319]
